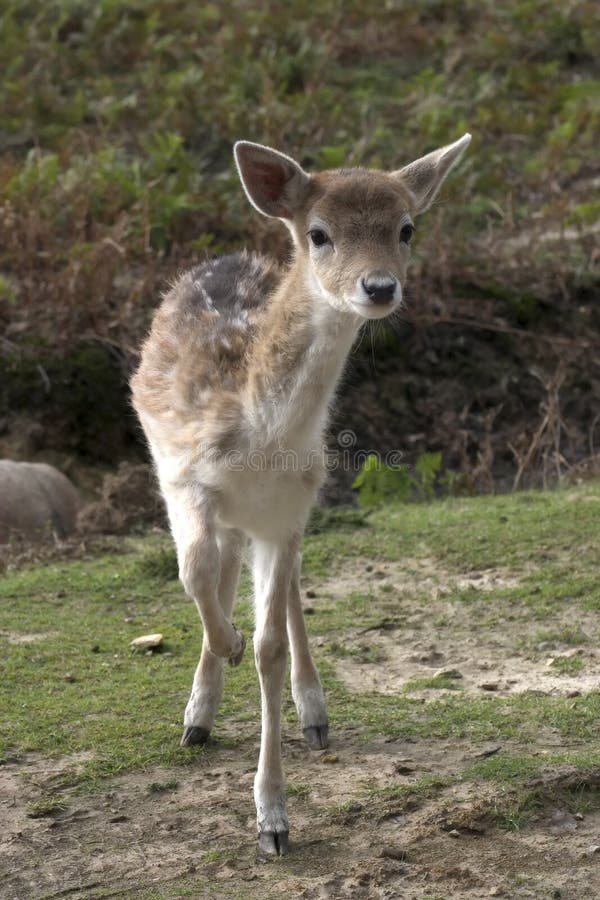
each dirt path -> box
[3,737,600,899]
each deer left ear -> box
[234,141,310,219]
[393,133,471,215]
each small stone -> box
[567,689,581,698]
[130,633,164,652]
[379,847,409,861]
[574,812,584,821]
[320,753,339,764]
[306,589,317,599]
[109,814,129,823]
[473,745,502,760]
[346,802,363,813]
[304,607,315,615]
[434,668,463,680]
[447,829,460,838]
[586,844,600,857]
[63,673,76,683]
[489,888,505,897]
[480,681,500,691]
[91,644,100,653]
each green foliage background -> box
[1,0,598,346]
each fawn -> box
[131,133,471,854]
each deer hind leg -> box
[252,535,300,855]
[181,527,246,747]
[287,552,329,750]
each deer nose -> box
[361,274,397,304]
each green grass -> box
[0,541,259,786]
[550,655,585,675]
[2,482,600,804]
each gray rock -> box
[130,633,164,652]
[0,460,79,544]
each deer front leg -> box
[181,528,246,747]
[166,490,245,663]
[165,490,246,748]
[288,552,328,750]
[252,536,299,855]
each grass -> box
[2,483,600,836]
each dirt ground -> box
[2,559,600,900]
[3,741,600,899]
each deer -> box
[130,133,471,855]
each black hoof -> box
[303,724,329,750]
[228,626,246,667]
[258,829,289,856]
[180,725,210,747]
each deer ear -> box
[393,133,471,215]
[234,141,310,219]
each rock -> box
[0,459,79,544]
[472,746,502,760]
[586,844,600,857]
[480,681,500,692]
[434,667,463,680]
[320,753,339,764]
[130,633,164,652]
[378,847,409,861]
[414,648,444,665]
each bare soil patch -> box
[313,557,599,698]
[3,739,600,899]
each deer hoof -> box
[180,725,210,747]
[258,829,289,856]
[228,625,246,667]
[303,724,329,750]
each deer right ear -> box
[393,133,472,215]
[234,141,310,219]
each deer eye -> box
[308,228,330,247]
[400,223,414,244]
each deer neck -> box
[246,259,361,448]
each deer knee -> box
[254,629,287,676]
[179,540,218,600]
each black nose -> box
[361,276,397,304]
